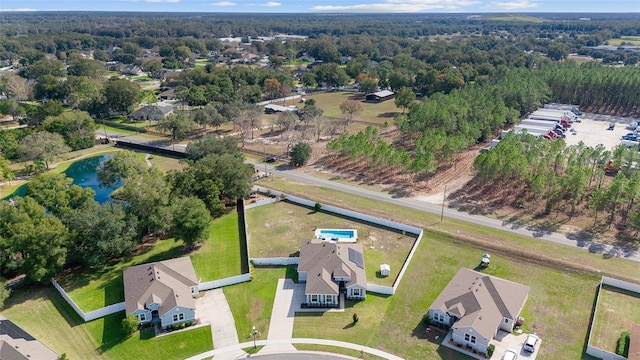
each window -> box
[471,336,476,344]
[325,295,333,302]
[505,318,509,323]
[139,313,146,321]
[465,334,470,342]
[310,294,318,302]
[353,288,360,296]
[173,313,185,322]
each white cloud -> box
[484,0,538,10]
[312,0,479,12]
[146,0,180,2]
[0,8,37,11]
[264,1,281,6]
[211,1,236,5]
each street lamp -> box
[250,325,260,350]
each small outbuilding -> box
[264,104,298,114]
[380,264,390,277]
[365,90,395,103]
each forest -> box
[1,12,640,282]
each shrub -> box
[352,313,359,323]
[121,315,139,337]
[487,344,495,357]
[314,202,322,211]
[179,323,186,329]
[617,331,631,356]
[290,142,312,167]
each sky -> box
[0,0,638,13]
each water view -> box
[3,154,122,204]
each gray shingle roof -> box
[298,239,366,295]
[123,257,198,316]
[429,268,529,340]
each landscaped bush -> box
[487,344,495,357]
[617,331,630,356]
[121,315,139,337]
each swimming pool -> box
[315,229,358,242]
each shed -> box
[380,264,390,277]
[365,90,395,103]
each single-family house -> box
[365,90,395,103]
[427,268,529,355]
[297,239,366,307]
[0,316,59,360]
[123,257,199,329]
[629,323,640,360]
[159,88,176,101]
[128,105,173,122]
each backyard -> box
[59,209,242,311]
[246,200,417,286]
[591,285,640,353]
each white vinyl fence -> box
[51,278,125,322]
[586,276,637,360]
[251,257,299,266]
[245,197,277,209]
[198,273,252,291]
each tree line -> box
[0,136,252,284]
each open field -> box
[607,36,640,45]
[246,201,416,286]
[304,92,401,125]
[293,229,600,360]
[591,285,640,352]
[2,286,213,360]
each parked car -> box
[608,122,616,130]
[523,334,539,352]
[622,134,638,141]
[265,156,276,163]
[503,349,518,360]
[627,122,638,130]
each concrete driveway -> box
[491,331,540,360]
[195,288,246,360]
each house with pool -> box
[297,232,366,307]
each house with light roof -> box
[427,268,530,355]
[297,239,366,307]
[123,257,199,329]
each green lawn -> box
[60,238,188,311]
[303,92,402,125]
[191,211,244,281]
[607,36,640,45]
[246,201,415,286]
[2,286,213,360]
[224,266,290,341]
[147,154,186,173]
[294,344,387,360]
[591,285,640,352]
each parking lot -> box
[563,113,639,151]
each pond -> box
[3,154,123,204]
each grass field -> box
[304,92,401,125]
[246,201,415,286]
[591,285,640,352]
[2,286,213,360]
[607,36,640,45]
[224,266,291,341]
[294,344,387,359]
[191,210,244,281]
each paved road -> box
[251,161,640,263]
[251,353,356,359]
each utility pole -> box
[440,185,446,223]
[264,146,267,176]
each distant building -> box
[264,104,298,114]
[365,90,395,103]
[128,105,174,121]
[158,88,176,101]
